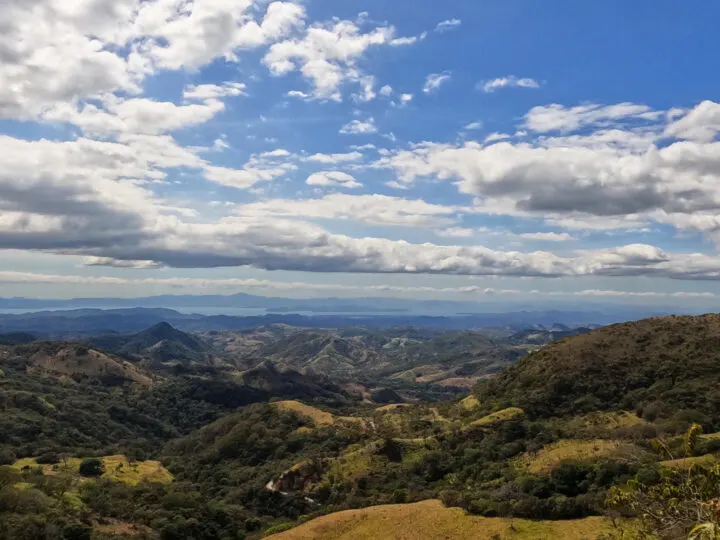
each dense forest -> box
[3,316,720,538]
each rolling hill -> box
[476,314,720,427]
[89,322,216,367]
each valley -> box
[2,312,720,538]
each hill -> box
[238,361,350,401]
[89,322,215,367]
[477,314,720,427]
[7,342,153,386]
[265,499,616,539]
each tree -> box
[78,458,104,477]
[607,424,720,538]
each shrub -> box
[36,452,61,465]
[0,447,16,466]
[79,458,104,477]
[264,522,296,535]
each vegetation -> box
[4,315,720,538]
[265,499,617,539]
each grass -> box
[459,395,480,410]
[12,455,172,486]
[264,499,619,539]
[272,400,335,426]
[375,404,411,412]
[469,407,524,428]
[660,454,718,469]
[518,439,638,474]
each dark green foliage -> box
[79,458,104,477]
[477,315,720,429]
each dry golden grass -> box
[94,519,152,537]
[12,455,172,486]
[265,499,617,539]
[459,395,480,410]
[518,439,638,474]
[469,407,524,428]
[273,401,335,426]
[660,454,718,469]
[375,404,411,412]
[578,411,645,429]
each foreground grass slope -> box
[265,499,616,539]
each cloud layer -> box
[1,0,720,300]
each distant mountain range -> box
[0,306,614,337]
[0,292,681,320]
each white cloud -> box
[306,152,364,164]
[306,171,362,189]
[464,121,484,130]
[139,0,306,70]
[390,32,428,46]
[516,232,575,242]
[183,83,247,100]
[263,19,403,101]
[340,117,378,135]
[525,102,660,133]
[237,194,462,228]
[435,19,462,33]
[373,102,720,246]
[423,72,452,94]
[379,85,394,97]
[484,132,511,143]
[44,96,228,137]
[665,100,720,142]
[437,227,474,238]
[480,76,540,93]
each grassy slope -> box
[265,499,616,540]
[517,439,642,474]
[12,455,173,486]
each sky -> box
[2,0,720,306]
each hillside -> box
[203,327,539,391]
[89,322,216,367]
[477,314,720,427]
[238,361,350,401]
[266,500,616,539]
[5,342,153,386]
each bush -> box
[0,447,16,466]
[63,525,92,540]
[264,522,296,535]
[36,453,61,465]
[78,458,104,477]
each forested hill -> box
[6,315,720,538]
[477,314,720,426]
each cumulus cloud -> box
[517,232,576,242]
[306,171,362,188]
[665,100,720,142]
[479,76,540,93]
[374,100,720,246]
[183,83,247,100]
[4,1,720,293]
[340,118,378,135]
[236,194,462,227]
[525,102,660,133]
[306,152,364,164]
[263,18,411,101]
[423,72,452,94]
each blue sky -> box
[1,0,720,306]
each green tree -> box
[78,458,104,477]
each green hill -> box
[90,322,215,367]
[477,314,720,428]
